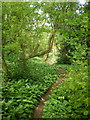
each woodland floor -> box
[33,68,67,119]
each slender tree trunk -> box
[19,41,27,77]
[42,53,49,62]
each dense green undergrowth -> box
[43,61,89,118]
[53,64,74,71]
[2,59,59,119]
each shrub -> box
[43,61,89,118]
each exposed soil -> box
[33,68,67,119]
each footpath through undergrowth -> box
[33,67,67,119]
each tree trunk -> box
[42,53,49,62]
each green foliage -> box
[2,2,55,78]
[42,61,89,118]
[54,64,74,72]
[57,53,71,64]
[53,3,88,64]
[2,2,89,120]
[2,60,59,119]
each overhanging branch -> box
[25,32,55,59]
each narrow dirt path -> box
[33,68,67,119]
